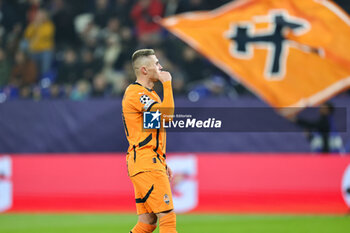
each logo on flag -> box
[161,0,350,109]
[225,10,313,79]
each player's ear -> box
[140,66,148,75]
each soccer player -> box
[122,49,177,233]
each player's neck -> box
[136,78,154,90]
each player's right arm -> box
[149,71,174,120]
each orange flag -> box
[160,0,350,108]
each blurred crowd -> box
[1,0,349,102]
[0,0,246,102]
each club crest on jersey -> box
[164,194,170,205]
[225,10,319,80]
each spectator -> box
[100,17,121,41]
[172,69,186,95]
[19,86,32,99]
[164,0,179,16]
[0,48,10,87]
[187,76,229,102]
[26,0,43,23]
[93,0,113,28]
[9,50,38,87]
[180,46,210,83]
[106,71,128,96]
[113,26,137,70]
[50,0,77,49]
[80,49,102,82]
[131,0,164,46]
[32,85,42,101]
[290,102,344,153]
[49,84,64,99]
[103,34,122,71]
[70,80,91,100]
[91,73,110,97]
[101,34,129,95]
[56,49,80,85]
[4,23,23,59]
[113,0,134,27]
[23,8,55,76]
[122,61,137,84]
[77,15,100,50]
[64,84,73,99]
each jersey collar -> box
[133,81,153,92]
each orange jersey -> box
[122,81,174,177]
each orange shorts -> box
[130,170,174,215]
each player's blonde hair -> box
[131,49,155,69]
